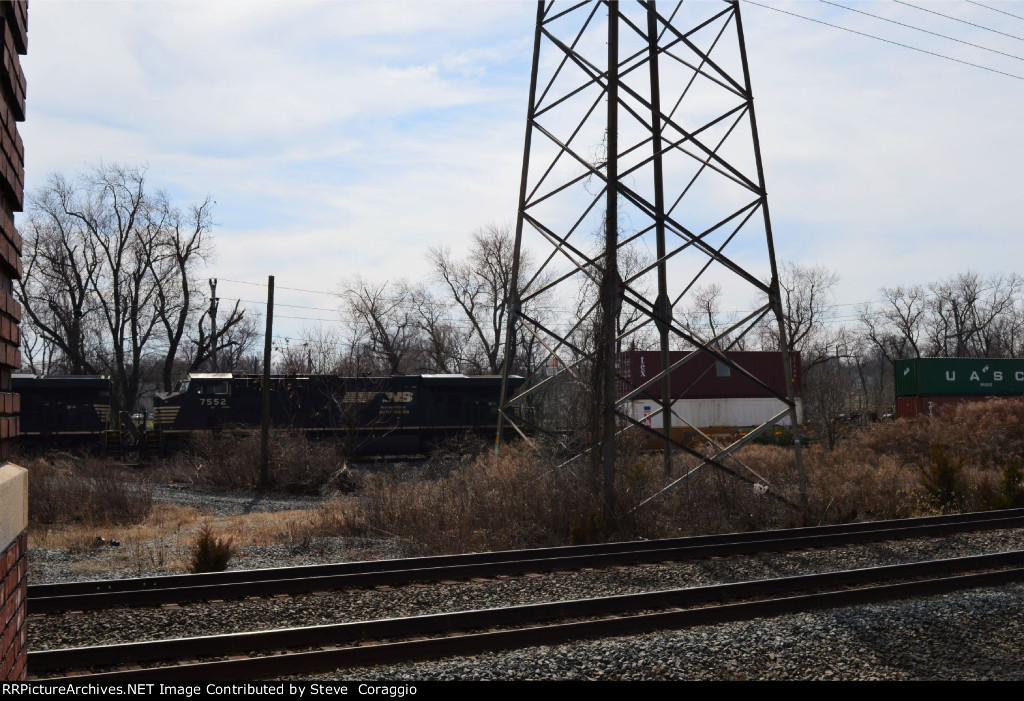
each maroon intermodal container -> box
[617,350,801,401]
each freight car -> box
[11,374,112,446]
[616,350,803,444]
[894,357,1024,419]
[11,372,525,458]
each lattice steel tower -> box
[497,0,804,517]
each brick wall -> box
[0,528,26,681]
[0,0,25,683]
[0,463,27,681]
[0,0,24,465]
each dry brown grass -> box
[25,454,154,526]
[311,401,1024,554]
[332,443,600,554]
[27,501,353,577]
[26,398,1024,565]
[150,430,353,494]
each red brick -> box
[0,649,12,680]
[0,622,11,659]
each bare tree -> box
[861,272,1024,362]
[18,322,60,375]
[428,225,519,375]
[17,163,231,409]
[17,173,103,375]
[148,192,216,391]
[924,271,1022,357]
[757,262,840,371]
[81,164,166,410]
[188,300,259,373]
[340,276,422,374]
[266,326,349,375]
[408,283,463,373]
[858,284,929,363]
[679,283,740,351]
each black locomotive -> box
[12,372,524,458]
[12,374,111,440]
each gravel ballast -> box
[25,486,1024,681]
[317,584,1024,681]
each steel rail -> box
[31,550,1024,680]
[27,508,1024,614]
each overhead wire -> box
[818,0,1024,62]
[966,0,1024,24]
[217,277,342,297]
[893,0,1024,42]
[742,0,1024,81]
[219,278,1016,333]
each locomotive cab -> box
[153,373,243,434]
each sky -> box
[17,0,1024,342]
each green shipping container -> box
[894,357,1024,397]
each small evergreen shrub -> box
[997,462,1024,509]
[189,524,236,573]
[919,444,967,513]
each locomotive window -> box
[199,382,230,396]
[178,381,190,393]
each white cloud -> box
[17,0,1024,339]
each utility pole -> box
[209,278,219,372]
[260,275,274,490]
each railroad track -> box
[30,549,1024,680]
[28,507,1024,613]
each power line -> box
[274,314,339,322]
[819,0,1024,62]
[221,297,340,313]
[893,0,1024,43]
[967,0,1024,24]
[218,278,341,297]
[742,0,1024,81]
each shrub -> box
[754,427,796,447]
[997,462,1024,509]
[919,444,967,513]
[153,430,346,494]
[189,524,236,573]
[27,456,153,526]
